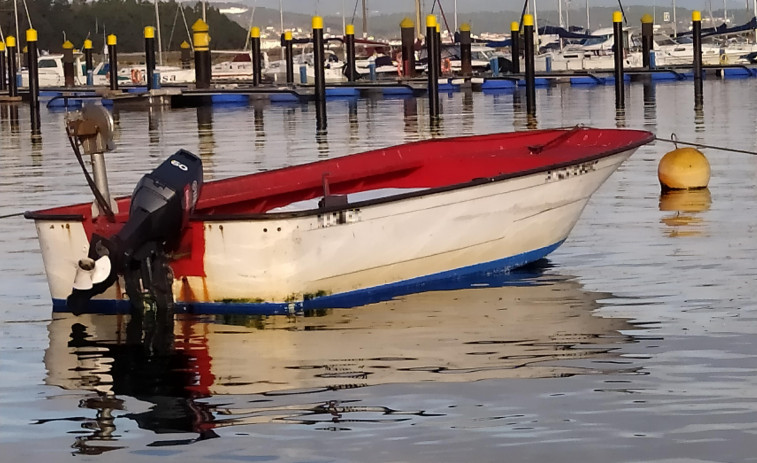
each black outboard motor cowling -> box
[116,149,203,257]
[67,150,203,317]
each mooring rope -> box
[655,135,757,156]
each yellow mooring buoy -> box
[658,147,711,190]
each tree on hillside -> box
[0,0,246,53]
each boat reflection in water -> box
[44,263,639,451]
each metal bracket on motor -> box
[65,104,118,217]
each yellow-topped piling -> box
[144,26,155,39]
[0,41,5,52]
[511,21,520,31]
[312,16,323,30]
[284,30,292,41]
[693,10,702,21]
[641,14,653,24]
[180,40,190,49]
[346,24,355,35]
[251,26,260,38]
[6,36,15,47]
[84,39,92,49]
[26,29,37,42]
[523,14,534,26]
[426,14,437,28]
[192,19,210,51]
[613,11,623,23]
[460,23,470,32]
[107,34,117,46]
[192,18,209,32]
[62,40,74,49]
[658,147,711,190]
[400,17,413,29]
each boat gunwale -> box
[23,128,654,223]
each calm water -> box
[1,79,756,462]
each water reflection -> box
[196,105,214,157]
[694,104,705,132]
[462,89,474,133]
[642,81,656,125]
[316,129,329,157]
[348,98,359,143]
[659,188,712,237]
[253,101,265,149]
[42,267,639,446]
[403,97,417,140]
[147,105,161,145]
[615,107,626,128]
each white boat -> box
[264,50,346,84]
[19,53,126,87]
[25,108,653,315]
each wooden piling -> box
[180,41,191,69]
[107,34,119,91]
[426,15,440,119]
[523,14,536,115]
[83,39,93,72]
[26,29,40,134]
[459,23,472,78]
[83,39,93,85]
[612,11,625,109]
[251,27,262,86]
[692,11,703,108]
[62,40,75,87]
[400,18,415,77]
[641,14,653,68]
[312,16,327,132]
[284,30,294,85]
[0,41,6,92]
[192,19,211,89]
[345,24,357,82]
[145,26,156,90]
[6,36,18,97]
[511,22,520,73]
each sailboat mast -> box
[415,0,422,38]
[586,0,590,30]
[154,0,163,65]
[454,0,458,31]
[13,0,19,45]
[279,0,284,33]
[558,0,563,26]
[362,0,367,37]
[533,0,540,50]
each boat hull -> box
[32,149,634,314]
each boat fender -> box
[442,58,452,75]
[719,54,728,65]
[131,69,143,84]
[67,235,120,315]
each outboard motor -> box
[68,150,203,322]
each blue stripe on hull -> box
[51,240,565,315]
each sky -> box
[226,0,756,16]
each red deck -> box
[27,127,654,221]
